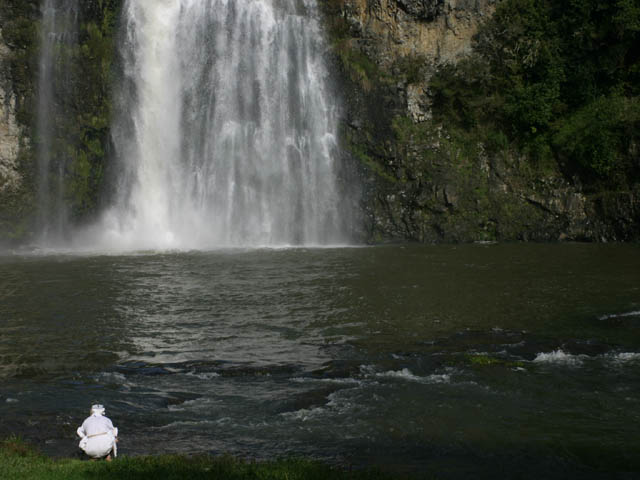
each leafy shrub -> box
[428,0,640,188]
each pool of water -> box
[1,244,639,478]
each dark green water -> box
[1,244,639,478]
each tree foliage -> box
[0,0,122,227]
[430,0,640,187]
[50,0,122,221]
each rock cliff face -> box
[341,0,494,63]
[0,28,21,197]
[0,1,637,244]
[327,0,639,242]
[0,0,118,244]
[336,0,495,122]
[0,14,34,243]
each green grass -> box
[0,437,424,480]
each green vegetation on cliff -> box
[41,0,122,223]
[321,0,640,242]
[0,0,122,242]
[430,0,640,188]
[0,0,39,242]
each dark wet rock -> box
[396,0,446,20]
[116,362,172,376]
[395,0,445,20]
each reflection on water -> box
[1,244,639,478]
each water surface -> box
[1,244,639,478]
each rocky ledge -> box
[327,0,639,242]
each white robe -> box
[77,413,118,458]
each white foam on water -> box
[377,369,451,384]
[326,390,356,411]
[5,398,19,403]
[531,350,640,368]
[96,372,127,383]
[167,398,212,412]
[381,368,429,382]
[290,376,363,386]
[598,310,640,321]
[360,365,451,384]
[609,352,640,364]
[532,349,584,366]
[281,405,327,422]
[185,371,221,380]
[282,388,359,422]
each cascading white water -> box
[97,0,346,249]
[36,0,78,243]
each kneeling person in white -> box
[77,404,118,460]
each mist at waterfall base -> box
[37,0,350,251]
[2,245,640,478]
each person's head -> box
[90,404,106,416]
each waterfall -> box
[36,0,78,243]
[95,0,347,249]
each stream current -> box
[1,244,639,478]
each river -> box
[1,243,639,478]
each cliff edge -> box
[327,0,639,242]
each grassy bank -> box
[0,437,419,480]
